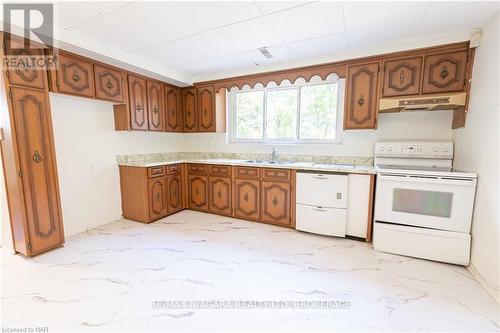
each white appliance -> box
[296,173,347,237]
[373,141,477,265]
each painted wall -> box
[453,14,499,302]
[49,94,183,237]
[182,111,454,156]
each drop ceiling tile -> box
[287,33,348,57]
[419,1,499,34]
[160,31,239,62]
[343,1,428,31]
[213,16,283,52]
[254,1,312,14]
[69,16,159,53]
[267,1,345,43]
[348,25,418,50]
[106,1,262,43]
[134,43,197,68]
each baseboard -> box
[467,262,500,304]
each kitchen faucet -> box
[271,147,277,162]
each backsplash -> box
[116,152,374,166]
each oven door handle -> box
[378,174,476,186]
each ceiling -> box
[19,1,500,83]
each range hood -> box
[379,92,467,113]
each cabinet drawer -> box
[148,166,165,178]
[296,204,346,237]
[187,163,208,175]
[296,173,347,208]
[262,168,291,181]
[166,164,181,175]
[209,165,232,177]
[234,166,261,179]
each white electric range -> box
[372,141,477,265]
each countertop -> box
[118,158,376,174]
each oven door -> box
[374,173,476,233]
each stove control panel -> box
[375,141,454,159]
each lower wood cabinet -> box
[261,181,292,227]
[167,175,183,213]
[187,175,208,211]
[209,177,232,215]
[234,178,261,220]
[148,178,167,220]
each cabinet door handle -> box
[136,104,143,111]
[357,94,365,106]
[155,193,161,201]
[440,66,449,79]
[153,105,159,113]
[243,193,249,202]
[32,150,43,163]
[399,70,405,83]
[272,197,278,206]
[195,188,199,195]
[72,71,81,81]
[217,189,222,198]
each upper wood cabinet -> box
[4,36,48,90]
[8,86,64,255]
[128,75,148,131]
[146,80,165,131]
[382,57,422,97]
[261,181,291,227]
[53,53,95,98]
[165,85,182,132]
[209,176,232,215]
[422,51,468,94]
[197,85,216,132]
[344,62,380,130]
[182,87,197,132]
[94,64,125,103]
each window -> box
[229,78,344,143]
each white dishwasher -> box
[296,172,348,237]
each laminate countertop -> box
[118,158,377,175]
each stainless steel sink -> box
[244,160,293,165]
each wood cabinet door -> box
[147,80,165,131]
[9,86,64,255]
[344,62,379,130]
[209,177,232,215]
[128,75,148,130]
[56,53,95,98]
[167,175,183,213]
[188,175,208,210]
[165,85,181,132]
[4,36,48,90]
[422,51,468,94]
[382,57,422,97]
[234,179,260,220]
[94,64,124,102]
[197,85,216,132]
[148,178,167,220]
[182,88,197,132]
[261,181,291,227]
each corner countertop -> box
[118,159,376,175]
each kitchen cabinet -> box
[94,64,125,103]
[261,181,291,227]
[147,80,165,131]
[7,86,65,255]
[187,175,208,211]
[182,87,197,132]
[4,36,48,90]
[209,177,232,215]
[382,57,422,97]
[165,85,182,132]
[52,53,95,98]
[167,174,183,213]
[128,75,148,130]
[344,62,380,130]
[148,178,167,220]
[197,85,216,132]
[421,51,468,94]
[234,178,261,220]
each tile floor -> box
[1,210,499,332]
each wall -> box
[182,111,454,156]
[453,14,499,303]
[49,94,183,237]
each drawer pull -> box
[105,79,113,90]
[313,175,327,179]
[72,71,81,81]
[312,206,327,212]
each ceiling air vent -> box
[259,47,274,59]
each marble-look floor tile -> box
[1,210,498,332]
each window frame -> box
[228,77,345,145]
